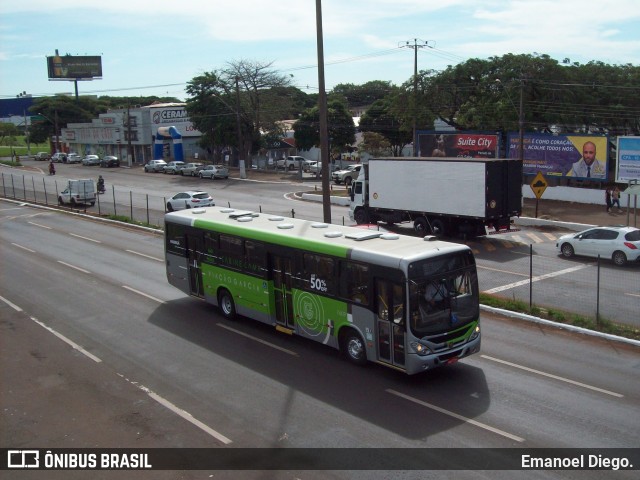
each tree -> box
[359,131,392,157]
[0,123,20,146]
[359,97,411,156]
[330,81,395,108]
[293,99,356,154]
[185,60,293,164]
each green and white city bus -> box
[165,206,481,375]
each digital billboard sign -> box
[417,132,499,158]
[47,55,103,80]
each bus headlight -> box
[410,342,431,356]
[470,325,480,341]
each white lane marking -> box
[386,389,525,443]
[120,375,232,444]
[11,243,36,253]
[28,221,52,229]
[481,355,624,398]
[57,261,91,274]
[625,292,640,298]
[69,232,101,243]
[0,294,23,312]
[477,264,529,277]
[30,317,102,363]
[121,285,165,304]
[126,249,163,262]
[217,323,299,356]
[483,265,589,294]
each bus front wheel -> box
[218,289,236,319]
[341,330,367,366]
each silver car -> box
[163,161,186,174]
[144,159,168,172]
[82,155,101,166]
[166,191,214,212]
[199,164,229,179]
[180,162,205,176]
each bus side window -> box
[203,232,218,265]
[303,253,335,295]
[342,261,369,305]
[166,223,187,257]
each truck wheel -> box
[414,217,429,236]
[58,197,64,205]
[167,203,174,212]
[70,198,77,206]
[288,164,295,171]
[431,219,446,236]
[353,208,368,225]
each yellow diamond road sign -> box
[530,171,547,199]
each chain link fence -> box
[3,171,638,329]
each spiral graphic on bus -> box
[294,291,327,340]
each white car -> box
[199,164,229,179]
[144,159,168,172]
[66,153,82,164]
[166,191,214,212]
[556,226,640,266]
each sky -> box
[1,0,640,101]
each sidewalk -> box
[521,197,638,231]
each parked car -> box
[100,156,120,168]
[66,153,82,164]
[331,164,362,185]
[166,191,214,212]
[199,164,229,180]
[276,156,307,171]
[556,226,640,266]
[51,152,67,163]
[82,155,101,166]
[163,161,186,174]
[144,159,168,172]
[34,152,50,161]
[180,162,205,176]
[304,161,323,175]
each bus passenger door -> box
[186,234,204,298]
[271,255,295,329]
[375,280,406,368]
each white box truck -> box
[349,157,522,237]
[58,179,97,206]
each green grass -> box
[480,293,640,341]
[0,136,49,158]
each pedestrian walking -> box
[611,186,622,212]
[605,187,612,212]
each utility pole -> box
[401,39,431,156]
[126,105,133,166]
[235,76,246,179]
[315,0,331,223]
[54,109,61,153]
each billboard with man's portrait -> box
[508,134,608,180]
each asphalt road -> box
[1,204,638,479]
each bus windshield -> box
[408,251,479,337]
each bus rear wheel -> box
[218,289,236,319]
[341,330,367,366]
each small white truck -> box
[349,157,522,237]
[58,179,97,206]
